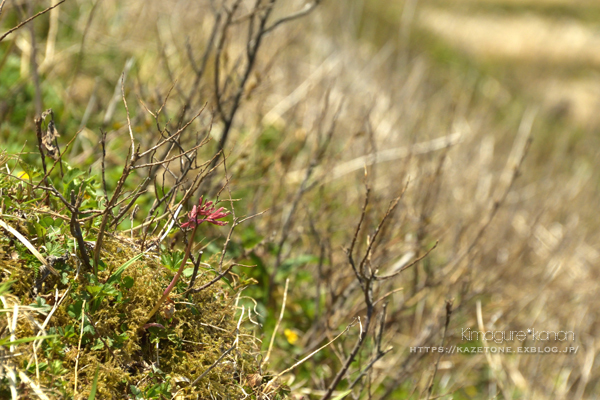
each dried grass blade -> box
[0,219,57,276]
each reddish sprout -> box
[181,196,230,229]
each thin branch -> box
[426,300,453,399]
[373,287,404,305]
[191,341,236,386]
[33,116,49,191]
[212,0,276,167]
[348,347,392,391]
[0,0,66,43]
[110,181,149,227]
[264,321,355,394]
[100,129,108,206]
[263,1,321,35]
[186,262,247,295]
[69,190,92,271]
[186,250,203,290]
[137,104,207,158]
[184,14,221,114]
[320,312,373,400]
[347,185,370,286]
[375,242,438,280]
[133,141,206,169]
[357,196,401,274]
[93,148,136,273]
[121,73,136,163]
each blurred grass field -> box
[1,0,600,399]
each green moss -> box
[0,168,263,399]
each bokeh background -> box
[2,0,600,398]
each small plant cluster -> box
[0,103,265,398]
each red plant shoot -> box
[180,196,230,228]
[140,196,230,330]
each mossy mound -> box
[0,159,263,399]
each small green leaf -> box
[130,385,142,396]
[30,297,52,313]
[0,280,14,296]
[86,285,103,296]
[106,253,143,285]
[50,360,66,375]
[122,276,134,289]
[90,339,104,351]
[83,324,96,336]
[161,251,184,271]
[101,284,120,297]
[40,216,55,228]
[63,168,86,185]
[67,300,85,319]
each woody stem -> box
[139,223,199,330]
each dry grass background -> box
[1,0,600,398]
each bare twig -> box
[189,308,245,387]
[121,74,136,164]
[375,242,438,280]
[263,1,321,35]
[191,341,236,386]
[33,116,49,191]
[69,190,92,271]
[186,262,249,295]
[212,0,275,166]
[0,0,66,43]
[186,250,203,291]
[100,129,108,205]
[264,321,355,394]
[425,299,453,399]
